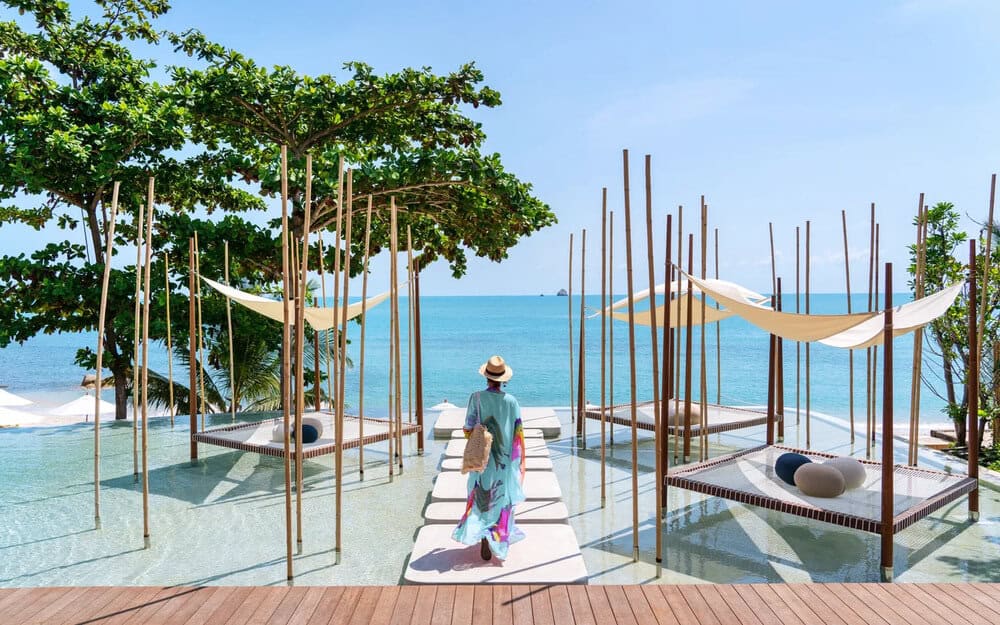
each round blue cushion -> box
[291,423,320,444]
[775,452,812,485]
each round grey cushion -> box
[794,463,846,498]
[825,457,866,490]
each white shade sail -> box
[594,278,765,318]
[818,282,964,350]
[611,293,734,328]
[0,388,32,407]
[51,394,115,417]
[201,276,393,331]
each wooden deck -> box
[1,584,998,624]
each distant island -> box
[556,289,568,296]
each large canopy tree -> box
[169,32,555,275]
[0,0,262,418]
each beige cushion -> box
[272,416,325,442]
[794,463,845,498]
[302,416,324,438]
[825,457,866,490]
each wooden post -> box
[674,206,684,461]
[600,189,608,506]
[358,197,374,470]
[331,156,345,466]
[684,234,694,461]
[776,278,785,443]
[909,198,926,465]
[408,227,415,425]
[880,262,894,583]
[224,241,236,421]
[391,198,402,469]
[766,326,776,448]
[866,204,876,458]
[622,149,640,563]
[413,246,425,455]
[140,177,154,548]
[165,256,175,427]
[661,215,673,510]
[609,213,614,445]
[872,223,881,451]
[279,145,294,581]
[132,193,145,482]
[968,240,980,522]
[976,175,996,451]
[188,238,197,461]
[194,231,207,431]
[577,229,587,443]
[842,211,855,443]
[714,228,721,405]
[796,226,801,426]
[805,220,811,448]
[642,155,661,569]
[700,200,708,460]
[94,181,119,529]
[768,222,777,297]
[314,298,321,412]
[337,172,353,551]
[568,232,575,425]
[293,154,313,551]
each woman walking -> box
[453,355,526,561]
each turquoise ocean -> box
[0,293,948,424]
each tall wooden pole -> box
[977,175,996,447]
[642,155,661,570]
[313,298,321,412]
[609,214,614,445]
[768,222,777,297]
[188,238,197,461]
[600,190,607,506]
[279,145,294,581]
[408,227,415,425]
[880,262,894,583]
[337,172,353,551]
[805,220,811,448]
[294,154,312,550]
[358,197,373,473]
[413,226,425,455]
[674,206,684,461]
[842,210,855,443]
[318,234,335,415]
[568,232,574,424]
[683,234,694,461]
[131,193,145,482]
[194,231,207,432]
[390,196,402,468]
[866,203,876,458]
[796,226,801,425]
[140,177,154,548]
[872,223,881,452]
[660,214,673,510]
[714,228,721,405]
[622,149,640,563]
[700,200,708,460]
[577,229,587,444]
[165,256,175,427]
[909,197,926,465]
[968,239,980,522]
[331,156,344,463]
[94,181,119,529]
[776,278,785,443]
[224,241,236,421]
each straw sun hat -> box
[478,355,513,382]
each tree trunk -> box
[943,352,956,406]
[113,366,129,420]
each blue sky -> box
[5,0,999,296]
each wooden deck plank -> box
[345,587,381,625]
[118,587,198,625]
[549,585,576,625]
[696,585,748,625]
[20,586,89,625]
[747,585,806,625]
[48,584,123,625]
[677,585,722,625]
[178,586,238,625]
[388,586,419,625]
[658,585,700,625]
[584,587,616,625]
[410,586,438,625]
[327,586,365,625]
[75,585,165,625]
[162,588,221,625]
[264,587,310,625]
[765,585,824,625]
[528,585,555,625]
[893,584,975,625]
[622,585,658,625]
[712,585,764,625]
[288,587,330,625]
[848,584,933,625]
[729,585,787,625]
[367,587,401,625]
[428,585,455,625]
[958,583,1000,614]
[823,584,890,625]
[303,587,346,625]
[796,583,874,625]
[2,587,72,623]
[0,588,34,616]
[190,586,254,625]
[935,583,1000,618]
[638,586,679,625]
[472,586,492,625]
[509,586,534,625]
[492,585,512,625]
[451,586,474,625]
[783,585,848,625]
[604,585,639,625]
[566,585,597,625]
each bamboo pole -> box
[337,173,353,552]
[968,239,980,522]
[700,201,708,460]
[600,190,607,506]
[577,229,587,445]
[568,233,574,424]
[880,262,894,582]
[674,206,684,461]
[805,220,811,448]
[391,196,402,468]
[332,156,344,468]
[224,241,236,421]
[872,223,880,452]
[909,197,926,465]
[842,211,855,443]
[165,256,174,427]
[413,244,425,455]
[313,298,321,412]
[194,231,207,431]
[866,204,876,458]
[796,226,801,426]
[977,175,996,448]
[620,148,639,563]
[294,154,313,550]
[776,278,785,443]
[641,156,661,569]
[609,214,614,446]
[408,226,414,425]
[279,145,294,581]
[132,193,145,482]
[684,234,694,461]
[358,197,373,475]
[140,177,154,548]
[661,214,673,512]
[188,238,197,461]
[318,233,335,425]
[714,228,721,405]
[94,181,119,529]
[769,222,777,297]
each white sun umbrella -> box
[430,400,459,411]
[0,405,44,427]
[0,388,33,407]
[51,395,115,420]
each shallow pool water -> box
[1,409,997,586]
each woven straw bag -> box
[461,393,493,474]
